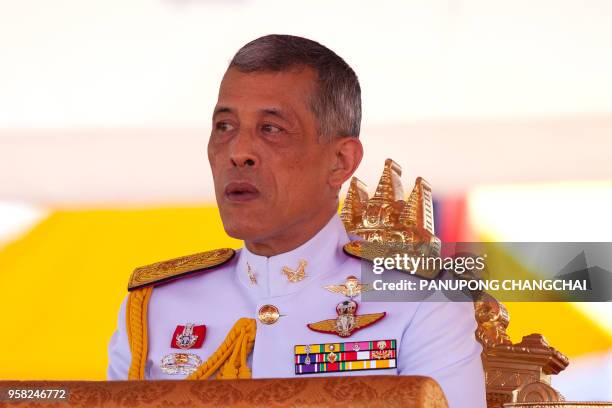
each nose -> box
[229,130,258,168]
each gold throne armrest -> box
[475,292,570,407]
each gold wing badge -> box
[308,276,385,337]
[324,275,369,298]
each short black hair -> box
[229,34,361,139]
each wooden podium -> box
[0,376,448,408]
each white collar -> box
[235,214,349,299]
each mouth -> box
[224,182,261,202]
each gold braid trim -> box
[125,285,256,380]
[187,318,257,380]
[126,286,153,380]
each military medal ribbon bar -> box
[294,339,396,375]
[294,349,396,364]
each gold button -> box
[258,304,280,325]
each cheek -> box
[278,156,324,199]
[207,142,215,166]
[207,144,223,174]
[262,161,294,203]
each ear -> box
[328,137,363,189]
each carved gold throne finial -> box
[341,158,441,256]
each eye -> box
[215,121,235,132]
[261,123,282,134]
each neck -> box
[245,205,338,257]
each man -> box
[108,34,486,407]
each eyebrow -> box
[213,106,293,122]
[213,106,233,117]
[261,107,290,121]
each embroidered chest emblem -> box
[171,323,206,349]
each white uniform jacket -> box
[108,215,486,408]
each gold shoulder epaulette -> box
[128,248,235,291]
[343,241,440,279]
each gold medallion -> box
[258,304,280,324]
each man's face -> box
[208,66,335,244]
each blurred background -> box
[0,0,610,401]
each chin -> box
[220,213,265,241]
